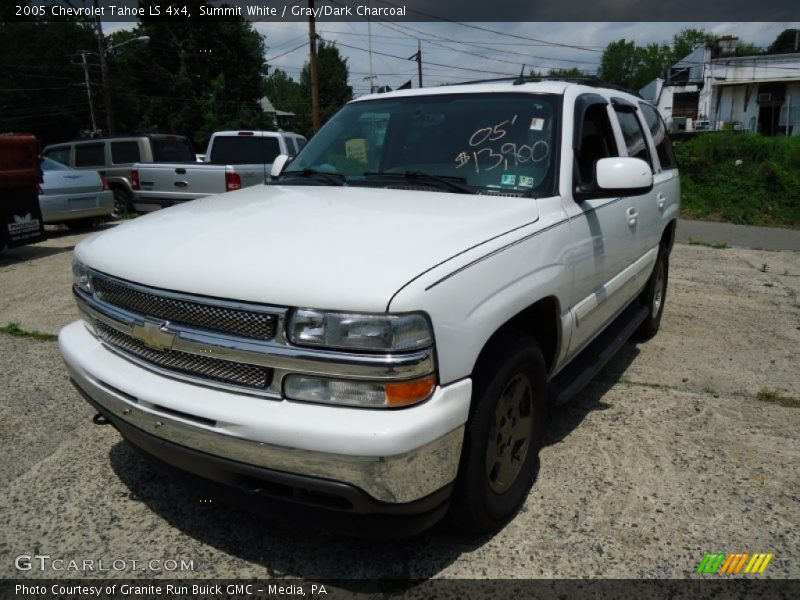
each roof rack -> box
[450,75,642,98]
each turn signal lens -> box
[283,374,436,408]
[385,376,437,407]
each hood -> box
[76,185,539,312]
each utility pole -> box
[367,6,375,93]
[92,0,113,135]
[410,40,422,88]
[80,52,98,135]
[308,0,320,132]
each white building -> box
[641,38,800,136]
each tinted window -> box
[150,137,195,163]
[111,141,141,164]
[208,136,281,164]
[640,103,677,170]
[614,108,652,167]
[75,143,105,167]
[44,146,70,165]
[295,137,306,152]
[575,103,618,188]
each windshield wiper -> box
[363,171,473,194]
[281,168,347,186]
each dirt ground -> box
[0,225,798,579]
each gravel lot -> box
[0,225,798,579]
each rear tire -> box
[111,188,133,219]
[635,249,669,340]
[449,330,547,533]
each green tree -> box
[768,29,800,54]
[599,29,738,91]
[263,68,303,120]
[671,28,716,62]
[109,1,270,148]
[547,67,585,78]
[598,39,644,89]
[0,21,97,143]
[298,41,353,136]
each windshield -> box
[286,92,560,196]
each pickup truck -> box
[131,130,306,212]
[61,80,679,535]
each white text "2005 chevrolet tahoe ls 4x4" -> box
[60,80,679,535]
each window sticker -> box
[501,173,517,186]
[518,175,535,188]
[345,138,368,164]
[530,118,545,131]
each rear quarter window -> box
[74,143,106,167]
[111,141,141,164]
[150,137,195,163]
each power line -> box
[319,37,517,77]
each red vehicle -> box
[0,134,46,251]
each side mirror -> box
[595,157,653,194]
[270,154,292,178]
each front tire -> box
[635,249,669,340]
[449,331,547,533]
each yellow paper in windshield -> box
[345,138,368,164]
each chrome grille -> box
[92,276,276,340]
[95,322,272,390]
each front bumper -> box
[60,321,471,506]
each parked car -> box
[131,130,306,211]
[38,157,113,228]
[42,134,196,217]
[61,80,679,535]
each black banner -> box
[2,579,799,600]
[3,0,799,23]
[0,186,46,249]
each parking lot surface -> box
[1,226,798,579]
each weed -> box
[761,263,769,272]
[686,238,730,249]
[756,388,800,408]
[763,282,775,288]
[0,323,57,341]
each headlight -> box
[288,309,433,352]
[284,374,436,408]
[72,260,92,294]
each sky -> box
[105,21,800,99]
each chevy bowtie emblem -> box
[131,321,175,351]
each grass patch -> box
[686,238,730,249]
[0,322,57,341]
[675,133,800,229]
[756,388,800,408]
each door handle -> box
[626,207,638,227]
[657,193,666,210]
[174,181,189,188]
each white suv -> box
[60,80,679,534]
